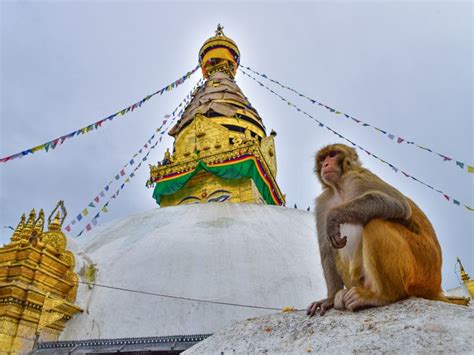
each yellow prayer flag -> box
[82,208,89,216]
[32,145,44,153]
[465,205,474,211]
[468,165,474,173]
[102,206,108,213]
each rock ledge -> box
[186,298,473,354]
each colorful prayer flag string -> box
[69,78,206,236]
[240,68,473,212]
[0,65,200,165]
[241,65,473,174]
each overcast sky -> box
[1,1,472,290]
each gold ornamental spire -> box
[0,201,81,353]
[149,26,285,207]
[456,257,474,298]
[199,24,240,78]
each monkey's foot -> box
[344,287,385,312]
[334,289,348,310]
[306,298,334,316]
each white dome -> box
[61,203,325,340]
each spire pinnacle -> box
[215,24,224,36]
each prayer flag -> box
[397,138,404,144]
[388,134,395,140]
[82,208,89,217]
[77,214,83,221]
[86,224,92,231]
[32,145,44,153]
[456,161,465,169]
[65,225,71,232]
[120,169,125,176]
[102,206,109,213]
[92,219,98,226]
[443,195,450,201]
[94,196,100,203]
[465,205,474,211]
[88,202,95,208]
[453,199,460,206]
[438,154,452,161]
[105,185,110,191]
[115,174,120,181]
[71,219,76,225]
[468,165,474,173]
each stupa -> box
[1,26,325,353]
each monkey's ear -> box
[342,147,361,175]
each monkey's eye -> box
[328,150,339,158]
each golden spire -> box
[20,209,36,240]
[457,257,471,283]
[43,204,67,254]
[457,257,474,297]
[148,26,284,208]
[48,211,62,231]
[215,23,225,36]
[199,24,240,78]
[11,213,26,242]
[33,209,45,236]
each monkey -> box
[307,143,446,316]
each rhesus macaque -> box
[307,144,446,316]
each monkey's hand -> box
[327,211,347,249]
[306,298,334,316]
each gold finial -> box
[20,209,36,239]
[48,200,67,228]
[49,212,62,231]
[11,213,26,242]
[33,209,45,236]
[215,23,224,36]
[457,257,470,283]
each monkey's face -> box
[320,150,343,185]
[315,144,361,188]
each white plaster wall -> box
[61,203,325,339]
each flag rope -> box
[68,78,206,236]
[0,65,200,164]
[240,68,473,212]
[241,65,473,174]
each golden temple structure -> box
[0,201,81,353]
[457,257,474,298]
[149,25,285,207]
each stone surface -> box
[61,203,325,340]
[186,298,474,354]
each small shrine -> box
[0,201,81,353]
[148,25,285,207]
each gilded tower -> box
[149,25,285,207]
[0,202,81,353]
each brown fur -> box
[307,144,446,316]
